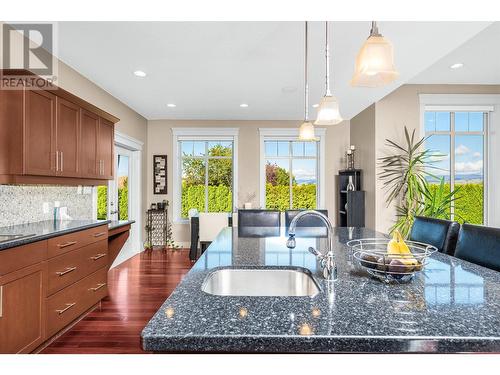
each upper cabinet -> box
[98,118,114,179]
[24,90,56,176]
[0,70,119,185]
[56,98,80,178]
[80,109,99,178]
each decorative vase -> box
[347,176,355,191]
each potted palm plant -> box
[378,126,461,238]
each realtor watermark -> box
[1,22,58,90]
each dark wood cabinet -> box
[80,109,99,178]
[98,118,114,179]
[0,69,119,185]
[0,225,110,353]
[24,89,56,176]
[0,256,47,354]
[56,98,80,177]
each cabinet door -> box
[79,109,99,178]
[98,118,114,179]
[24,89,56,176]
[0,263,46,354]
[56,98,80,177]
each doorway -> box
[96,131,143,267]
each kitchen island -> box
[141,227,500,353]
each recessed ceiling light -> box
[239,103,249,108]
[133,70,147,77]
[167,103,176,108]
[450,63,464,69]
[312,104,319,108]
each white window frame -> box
[419,94,500,226]
[258,128,326,210]
[172,128,239,224]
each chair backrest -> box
[198,212,229,242]
[409,216,460,255]
[237,209,280,237]
[454,223,500,272]
[284,209,329,228]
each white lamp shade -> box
[314,95,343,125]
[299,121,316,141]
[351,35,399,87]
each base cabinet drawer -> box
[47,225,108,258]
[47,240,108,296]
[0,263,46,354]
[46,267,108,338]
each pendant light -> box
[299,21,316,141]
[351,21,399,87]
[315,21,343,125]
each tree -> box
[265,162,296,186]
[182,144,232,186]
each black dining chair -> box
[237,209,281,237]
[409,216,460,255]
[285,209,329,228]
[454,223,500,272]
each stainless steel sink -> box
[201,268,320,297]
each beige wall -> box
[350,104,376,230]
[370,84,500,233]
[147,120,350,245]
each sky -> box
[425,111,484,182]
[265,140,318,184]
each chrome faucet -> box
[286,210,337,281]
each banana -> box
[397,231,418,266]
[387,230,418,266]
[386,231,401,257]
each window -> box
[424,111,487,224]
[259,128,325,211]
[172,128,238,222]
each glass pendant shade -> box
[314,95,343,125]
[351,35,399,87]
[299,121,316,141]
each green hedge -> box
[97,185,128,220]
[265,183,316,211]
[427,182,483,224]
[181,184,232,218]
[97,186,107,220]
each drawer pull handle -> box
[56,302,76,315]
[89,283,106,292]
[90,253,106,261]
[94,232,107,238]
[58,241,77,248]
[56,267,77,276]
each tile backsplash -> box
[0,185,95,227]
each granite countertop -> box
[108,220,135,230]
[0,219,111,251]
[141,227,500,353]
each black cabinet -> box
[338,169,365,227]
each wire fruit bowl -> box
[346,238,438,283]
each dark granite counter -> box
[0,219,111,251]
[108,220,135,231]
[141,227,500,353]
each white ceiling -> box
[411,22,500,84]
[56,21,492,121]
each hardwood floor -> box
[41,249,193,354]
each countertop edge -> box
[141,334,500,353]
[108,220,135,230]
[0,220,112,251]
